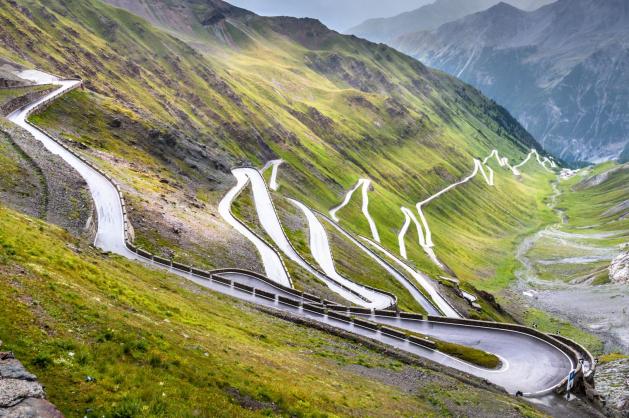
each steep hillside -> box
[0,1,615,414]
[0,0,558,295]
[0,83,93,237]
[620,143,629,164]
[392,0,629,163]
[348,0,554,44]
[0,203,551,417]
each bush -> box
[111,398,142,418]
[32,353,53,369]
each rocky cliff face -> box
[595,359,629,417]
[347,0,554,44]
[610,251,629,284]
[391,0,629,163]
[0,119,95,240]
[0,57,30,88]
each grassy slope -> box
[427,164,556,291]
[174,17,562,298]
[0,203,546,417]
[526,163,628,285]
[0,0,555,292]
[560,164,629,236]
[231,183,360,305]
[267,190,428,312]
[0,84,53,109]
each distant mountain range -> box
[347,0,554,44]
[379,0,629,163]
[227,0,433,31]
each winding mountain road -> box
[330,178,381,243]
[233,167,392,308]
[7,74,582,398]
[362,238,461,318]
[218,169,292,287]
[259,161,440,314]
[416,159,493,249]
[398,207,445,268]
[8,78,129,256]
[402,149,555,263]
[513,149,554,175]
[311,210,441,316]
[261,159,283,191]
[288,198,395,309]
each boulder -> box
[0,398,63,418]
[0,357,37,381]
[0,379,44,408]
[610,251,629,284]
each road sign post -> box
[566,369,577,392]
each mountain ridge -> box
[391,0,629,162]
[347,0,555,44]
[2,0,623,415]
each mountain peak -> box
[391,0,629,163]
[486,1,527,16]
[346,0,554,44]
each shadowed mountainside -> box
[391,0,629,163]
[347,0,554,44]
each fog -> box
[227,0,434,31]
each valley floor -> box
[509,166,629,353]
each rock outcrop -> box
[0,58,30,88]
[0,87,54,117]
[575,166,626,191]
[595,359,629,417]
[0,351,63,417]
[391,0,629,163]
[610,251,629,284]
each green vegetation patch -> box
[0,203,543,417]
[523,308,604,355]
[598,353,629,364]
[434,340,502,370]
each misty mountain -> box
[227,0,433,31]
[348,0,555,44]
[391,0,629,163]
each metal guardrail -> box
[551,334,596,380]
